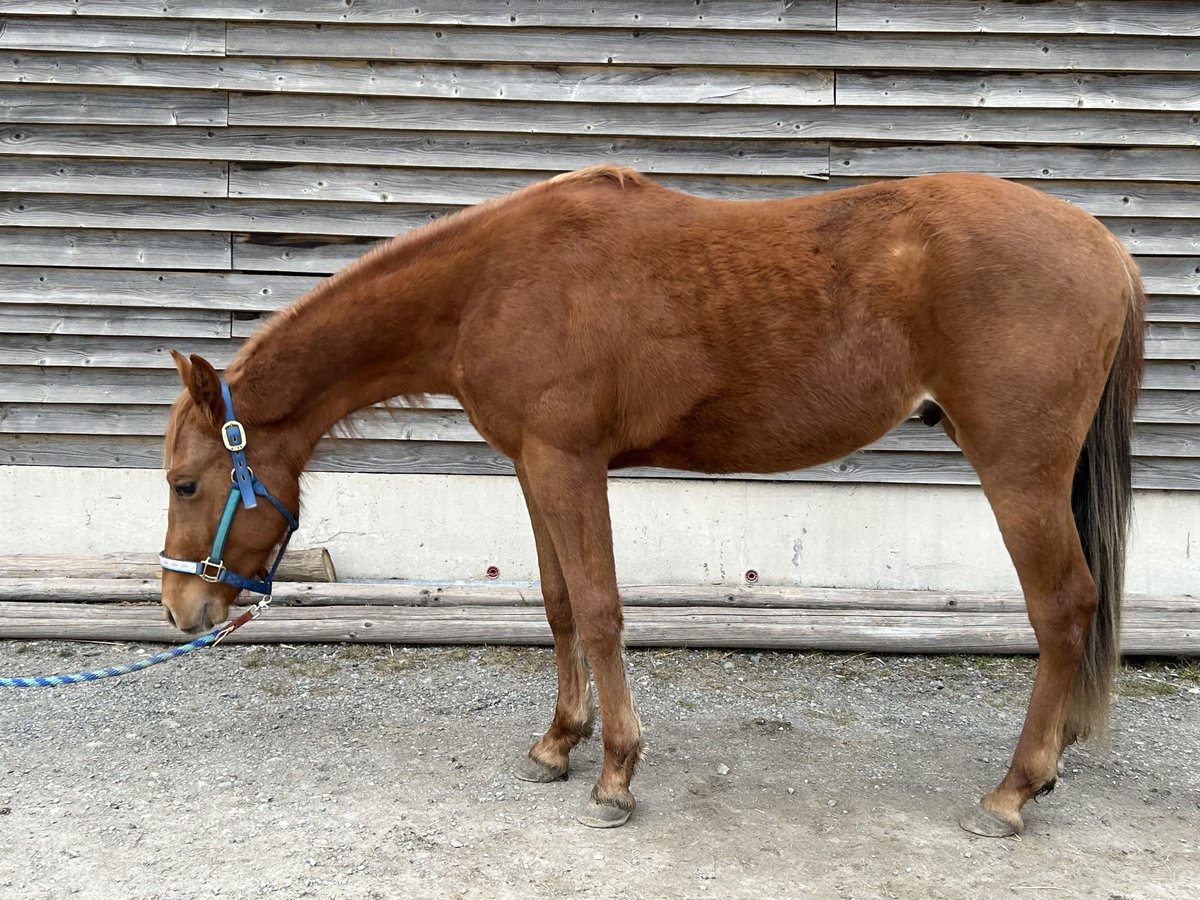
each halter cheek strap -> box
[159,379,299,597]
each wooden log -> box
[1,577,1194,615]
[0,601,1194,655]
[0,548,336,583]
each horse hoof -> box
[576,798,632,829]
[958,803,1023,837]
[514,755,567,784]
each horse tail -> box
[1066,253,1146,741]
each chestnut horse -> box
[161,166,1144,836]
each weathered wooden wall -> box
[1,1,1197,489]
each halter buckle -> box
[200,558,226,583]
[222,420,247,452]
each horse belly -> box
[613,383,917,475]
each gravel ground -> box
[1,640,1197,900]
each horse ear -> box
[170,349,192,385]
[186,353,225,428]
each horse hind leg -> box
[957,455,1099,837]
[513,465,595,784]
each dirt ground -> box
[1,639,1197,900]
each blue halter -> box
[159,380,299,596]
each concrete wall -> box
[3,465,1194,595]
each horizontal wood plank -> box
[832,144,1200,182]
[0,601,1193,654]
[0,266,318,311]
[837,72,1200,111]
[1,51,835,106]
[0,367,464,407]
[225,25,1200,73]
[0,227,230,269]
[0,155,228,197]
[0,194,449,236]
[0,2,837,30]
[838,1,1200,37]
[6,579,1195,616]
[228,93,1200,146]
[0,334,239,368]
[0,85,226,126]
[0,15,225,54]
[0,304,229,339]
[0,125,834,177]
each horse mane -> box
[236,165,648,371]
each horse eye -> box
[174,482,198,498]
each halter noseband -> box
[159,380,299,596]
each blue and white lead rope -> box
[0,599,269,688]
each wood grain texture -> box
[228,93,1200,145]
[0,304,229,339]
[0,125,834,176]
[0,227,230,269]
[225,25,1200,72]
[837,72,1200,111]
[0,15,225,54]
[0,600,1193,654]
[0,334,239,368]
[5,579,1197,614]
[0,85,226,126]
[0,266,318,311]
[838,1,1200,37]
[0,2,838,30]
[1,51,835,105]
[832,144,1200,181]
[0,156,228,197]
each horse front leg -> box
[519,443,642,828]
[514,465,595,783]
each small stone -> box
[450,838,464,848]
[593,852,604,861]
[787,788,795,795]
[716,764,730,776]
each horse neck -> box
[225,227,481,464]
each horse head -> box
[160,351,300,633]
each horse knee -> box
[572,596,624,652]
